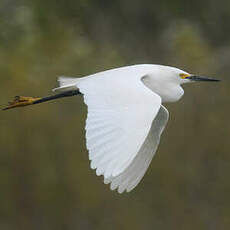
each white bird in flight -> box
[3,64,220,193]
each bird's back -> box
[54,64,156,92]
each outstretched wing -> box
[104,105,169,193]
[77,73,162,186]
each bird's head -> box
[152,65,220,85]
[145,65,220,102]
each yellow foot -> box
[2,96,41,110]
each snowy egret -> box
[3,64,220,193]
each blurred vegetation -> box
[0,0,229,229]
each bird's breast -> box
[144,81,184,102]
[159,85,184,103]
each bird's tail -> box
[52,76,80,92]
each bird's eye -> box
[179,73,190,79]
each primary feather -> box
[104,105,168,193]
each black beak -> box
[188,75,220,82]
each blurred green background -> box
[0,0,229,229]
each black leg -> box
[33,90,81,104]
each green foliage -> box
[0,1,229,229]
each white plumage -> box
[53,64,218,193]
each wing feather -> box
[77,72,164,192]
[105,106,169,193]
